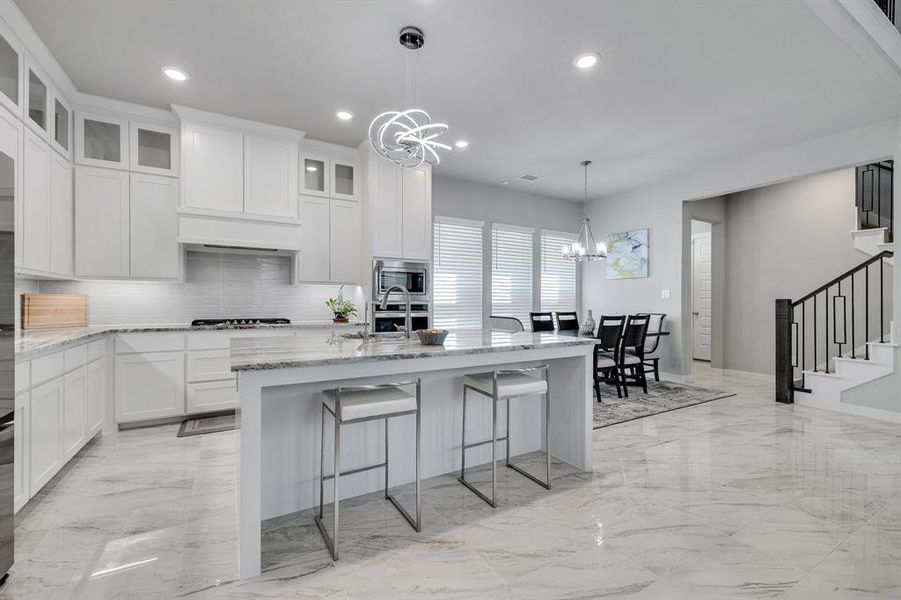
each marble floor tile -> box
[6,361,901,599]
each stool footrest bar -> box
[462,436,509,451]
[322,461,387,481]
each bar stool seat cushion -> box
[324,386,417,421]
[464,372,548,398]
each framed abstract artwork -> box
[606,228,649,279]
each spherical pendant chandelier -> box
[368,26,451,168]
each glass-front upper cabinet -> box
[25,59,50,137]
[50,91,72,157]
[129,121,177,176]
[75,112,128,169]
[301,152,329,197]
[330,157,359,201]
[0,23,22,114]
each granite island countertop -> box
[16,321,364,359]
[230,330,597,371]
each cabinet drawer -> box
[15,361,29,393]
[187,380,238,414]
[30,351,64,386]
[87,339,105,362]
[186,332,232,351]
[116,333,185,354]
[186,350,234,383]
[64,344,88,371]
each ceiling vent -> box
[519,174,540,182]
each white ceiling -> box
[15,0,901,200]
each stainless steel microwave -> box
[372,260,430,301]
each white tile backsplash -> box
[15,251,364,327]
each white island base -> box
[234,332,595,579]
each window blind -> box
[540,230,577,313]
[433,217,483,329]
[491,224,534,326]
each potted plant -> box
[325,297,357,324]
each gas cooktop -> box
[191,318,291,329]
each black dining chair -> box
[529,312,556,332]
[599,314,650,396]
[636,313,666,381]
[554,311,580,335]
[489,315,525,333]
[594,315,626,400]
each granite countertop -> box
[16,321,364,359]
[230,330,596,371]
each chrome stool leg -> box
[505,367,551,490]
[458,383,504,508]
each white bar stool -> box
[314,379,421,561]
[459,365,550,508]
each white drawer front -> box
[186,350,234,383]
[186,332,232,351]
[87,339,106,362]
[15,361,29,393]
[116,333,185,354]
[30,352,65,386]
[187,380,238,414]
[64,344,88,372]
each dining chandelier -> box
[564,161,607,262]
[368,26,450,168]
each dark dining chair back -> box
[529,312,556,332]
[622,314,651,359]
[637,313,666,353]
[595,315,626,353]
[554,311,580,332]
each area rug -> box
[593,381,734,429]
[177,411,238,437]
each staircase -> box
[775,161,898,422]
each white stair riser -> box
[833,358,893,378]
[851,228,888,257]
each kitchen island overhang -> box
[232,330,596,579]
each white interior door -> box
[692,233,712,361]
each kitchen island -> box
[231,330,596,578]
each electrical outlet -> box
[661,289,670,300]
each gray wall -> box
[432,176,584,327]
[720,168,888,375]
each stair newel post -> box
[775,299,794,404]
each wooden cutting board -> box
[21,294,88,330]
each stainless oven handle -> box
[373,312,430,318]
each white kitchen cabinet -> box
[49,152,73,277]
[370,160,403,258]
[115,351,185,423]
[129,121,177,177]
[13,392,28,512]
[63,366,87,460]
[301,152,329,197]
[86,358,104,437]
[74,166,129,277]
[298,195,330,282]
[130,172,178,278]
[402,166,431,260]
[181,121,243,214]
[330,198,360,283]
[186,349,234,382]
[29,376,63,493]
[0,22,23,115]
[22,127,51,272]
[0,105,22,237]
[50,90,72,159]
[330,156,359,202]
[187,379,238,414]
[243,133,298,219]
[75,112,128,170]
[24,58,50,138]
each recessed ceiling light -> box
[501,180,510,185]
[573,52,600,70]
[454,140,470,149]
[162,67,189,82]
[335,110,354,121]
[305,165,318,172]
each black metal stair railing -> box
[873,0,895,23]
[775,250,894,404]
[857,161,894,242]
